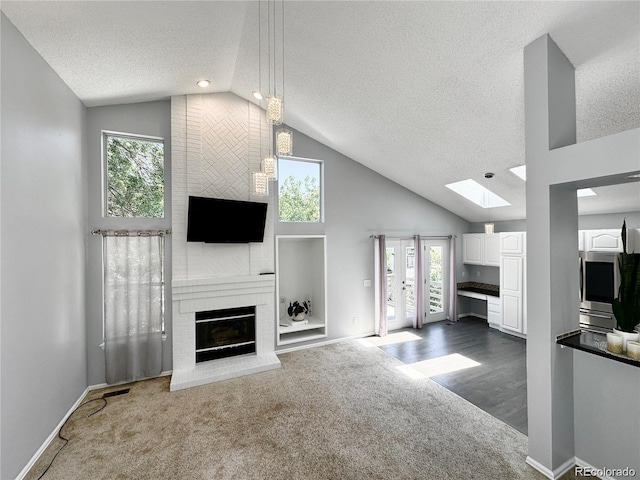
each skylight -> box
[509,165,527,181]
[509,165,597,197]
[445,179,510,208]
[577,188,596,197]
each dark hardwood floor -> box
[377,316,528,435]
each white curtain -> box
[374,235,388,337]
[413,235,423,329]
[449,236,458,322]
[104,234,163,384]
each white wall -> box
[525,34,640,476]
[85,101,172,385]
[275,127,470,345]
[1,14,87,479]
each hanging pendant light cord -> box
[258,0,262,160]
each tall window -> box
[104,132,165,218]
[278,157,323,222]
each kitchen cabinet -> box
[462,233,500,266]
[578,231,584,251]
[484,234,501,267]
[501,256,524,333]
[487,295,501,329]
[583,229,623,252]
[500,231,527,337]
[500,232,526,255]
[578,228,638,253]
[463,234,484,265]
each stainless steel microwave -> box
[579,251,620,333]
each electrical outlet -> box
[352,316,358,325]
[476,271,481,277]
[280,297,285,304]
[363,279,372,287]
[462,271,466,277]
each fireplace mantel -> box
[170,274,280,391]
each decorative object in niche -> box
[288,300,309,321]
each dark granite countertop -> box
[457,282,499,297]
[557,330,640,368]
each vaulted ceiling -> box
[2,1,638,222]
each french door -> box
[422,240,449,323]
[385,240,416,330]
[384,238,450,330]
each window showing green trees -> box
[278,158,322,222]
[105,134,164,218]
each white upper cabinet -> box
[484,234,501,267]
[578,231,584,252]
[500,232,526,255]
[583,229,624,253]
[463,234,484,265]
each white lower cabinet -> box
[500,254,526,336]
[487,295,501,328]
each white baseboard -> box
[276,331,376,354]
[526,456,575,480]
[16,386,91,480]
[16,370,174,480]
[458,312,487,320]
[86,369,173,392]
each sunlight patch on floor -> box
[357,331,422,348]
[397,353,481,379]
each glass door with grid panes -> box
[385,240,416,330]
[422,240,449,323]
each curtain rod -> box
[369,234,455,240]
[91,229,171,237]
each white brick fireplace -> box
[170,92,280,392]
[170,275,280,391]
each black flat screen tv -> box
[187,196,268,243]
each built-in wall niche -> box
[276,235,327,346]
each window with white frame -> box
[104,132,165,218]
[278,157,323,223]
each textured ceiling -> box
[2,1,639,222]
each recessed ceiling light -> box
[196,79,211,88]
[252,91,263,100]
[445,179,511,208]
[509,165,527,181]
[577,188,597,197]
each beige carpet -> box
[27,340,563,480]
